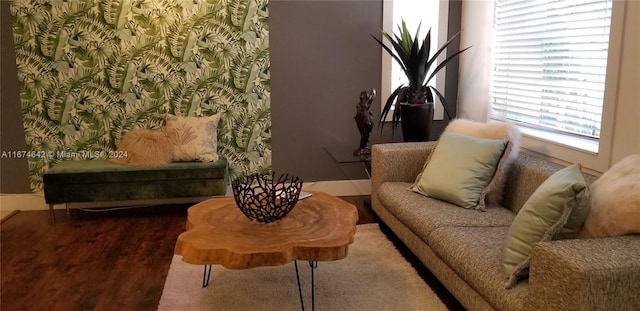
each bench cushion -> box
[43,159,228,204]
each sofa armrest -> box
[371,142,436,209]
[527,235,640,311]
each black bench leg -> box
[49,204,55,224]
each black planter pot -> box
[400,102,434,142]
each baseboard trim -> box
[1,192,51,212]
[0,179,371,211]
[302,179,371,196]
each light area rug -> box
[157,223,447,311]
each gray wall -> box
[1,0,461,192]
[1,1,31,193]
[270,0,461,182]
[271,0,389,181]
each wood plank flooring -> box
[1,196,464,311]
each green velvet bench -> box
[43,158,228,223]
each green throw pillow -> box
[411,132,509,210]
[502,163,591,288]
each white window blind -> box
[490,0,612,140]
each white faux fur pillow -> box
[578,154,640,238]
[110,129,174,166]
[444,119,521,204]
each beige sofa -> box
[371,142,640,311]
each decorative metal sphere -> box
[231,172,303,223]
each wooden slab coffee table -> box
[174,191,358,310]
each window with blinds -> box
[490,0,612,141]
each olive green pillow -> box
[503,163,591,288]
[411,132,510,210]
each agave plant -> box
[372,20,470,132]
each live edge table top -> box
[174,191,359,269]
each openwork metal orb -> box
[231,172,303,223]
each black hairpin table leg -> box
[203,265,212,288]
[294,260,318,311]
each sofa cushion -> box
[411,132,510,211]
[378,182,516,242]
[429,226,529,311]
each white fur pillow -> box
[578,154,640,238]
[444,119,521,204]
[110,129,174,166]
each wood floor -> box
[1,196,464,311]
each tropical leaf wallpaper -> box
[10,0,271,190]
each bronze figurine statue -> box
[354,89,376,157]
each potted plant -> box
[373,21,469,141]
